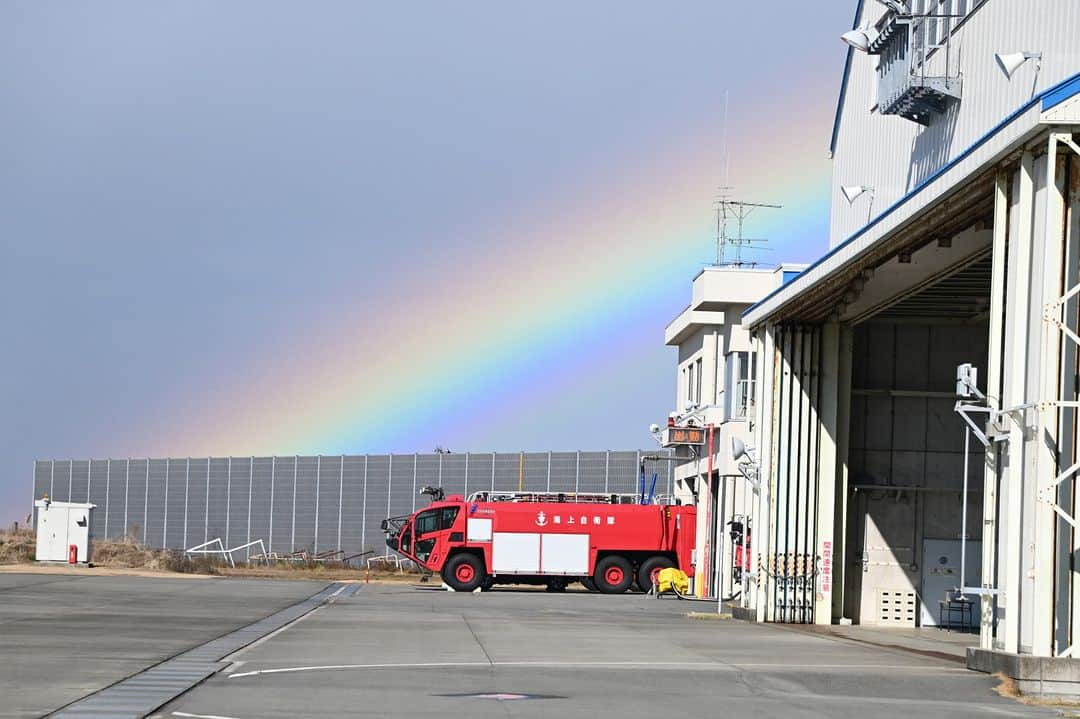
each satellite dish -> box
[732,436,747,461]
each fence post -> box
[143,460,149,545]
[575,451,580,494]
[225,457,232,549]
[314,455,321,554]
[604,451,610,494]
[204,458,211,545]
[338,455,345,552]
[386,455,394,528]
[104,458,111,538]
[547,451,552,492]
[269,457,276,554]
[361,455,368,553]
[291,456,298,553]
[412,454,418,513]
[183,458,190,549]
[162,458,170,548]
[246,457,254,561]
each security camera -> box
[684,400,697,412]
[649,423,660,434]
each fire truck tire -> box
[580,577,597,592]
[442,553,485,592]
[636,556,675,592]
[593,555,633,594]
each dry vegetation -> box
[0,525,422,582]
[0,526,35,564]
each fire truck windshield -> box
[412,506,460,562]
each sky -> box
[0,2,853,524]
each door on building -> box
[920,538,981,628]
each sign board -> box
[661,426,705,447]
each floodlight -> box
[995,51,1042,79]
[842,185,873,204]
[841,29,871,53]
[732,436,747,461]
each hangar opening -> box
[843,251,992,627]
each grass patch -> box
[0,526,35,564]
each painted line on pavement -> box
[229,660,970,679]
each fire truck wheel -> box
[443,553,485,592]
[593,555,633,594]
[580,577,597,592]
[636,556,675,592]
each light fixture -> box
[841,29,871,53]
[842,185,873,203]
[731,436,747,461]
[995,51,1042,79]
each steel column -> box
[1033,133,1069,655]
[981,170,1009,650]
[1002,151,1035,654]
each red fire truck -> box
[382,488,696,593]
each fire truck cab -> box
[382,488,696,593]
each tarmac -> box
[157,584,1051,719]
[0,572,326,719]
[0,571,1059,719]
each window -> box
[415,507,459,537]
[415,509,439,537]
[687,361,696,406]
[695,358,703,407]
[439,507,460,530]
[725,351,757,420]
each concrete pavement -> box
[0,572,328,719]
[158,585,1055,719]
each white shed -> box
[35,499,95,563]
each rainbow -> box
[141,82,837,458]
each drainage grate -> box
[48,583,346,719]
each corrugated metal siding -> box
[831,0,1080,246]
[30,450,670,562]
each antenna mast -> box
[713,191,782,267]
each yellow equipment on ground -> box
[656,567,689,596]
